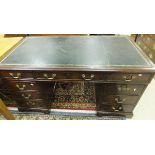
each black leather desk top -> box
[0,36,153,70]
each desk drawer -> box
[0,71,34,80]
[101,95,139,105]
[17,99,49,109]
[7,81,37,91]
[101,84,145,96]
[4,80,56,93]
[98,104,135,113]
[35,71,103,81]
[105,73,151,83]
[14,91,46,100]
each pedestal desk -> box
[0,36,154,118]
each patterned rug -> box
[0,114,125,120]
[51,82,96,110]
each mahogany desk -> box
[0,36,154,118]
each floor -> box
[0,36,23,60]
[132,78,155,120]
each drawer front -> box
[105,73,151,84]
[101,95,139,105]
[7,81,37,91]
[17,99,49,109]
[103,84,145,96]
[5,80,56,92]
[35,71,103,81]
[14,91,45,100]
[13,91,54,101]
[0,71,34,80]
[98,104,135,113]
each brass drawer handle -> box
[82,74,95,81]
[26,101,35,106]
[9,73,21,79]
[16,84,26,90]
[123,75,136,82]
[43,73,56,80]
[115,97,126,104]
[112,106,122,112]
[22,94,31,99]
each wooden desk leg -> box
[0,99,15,120]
